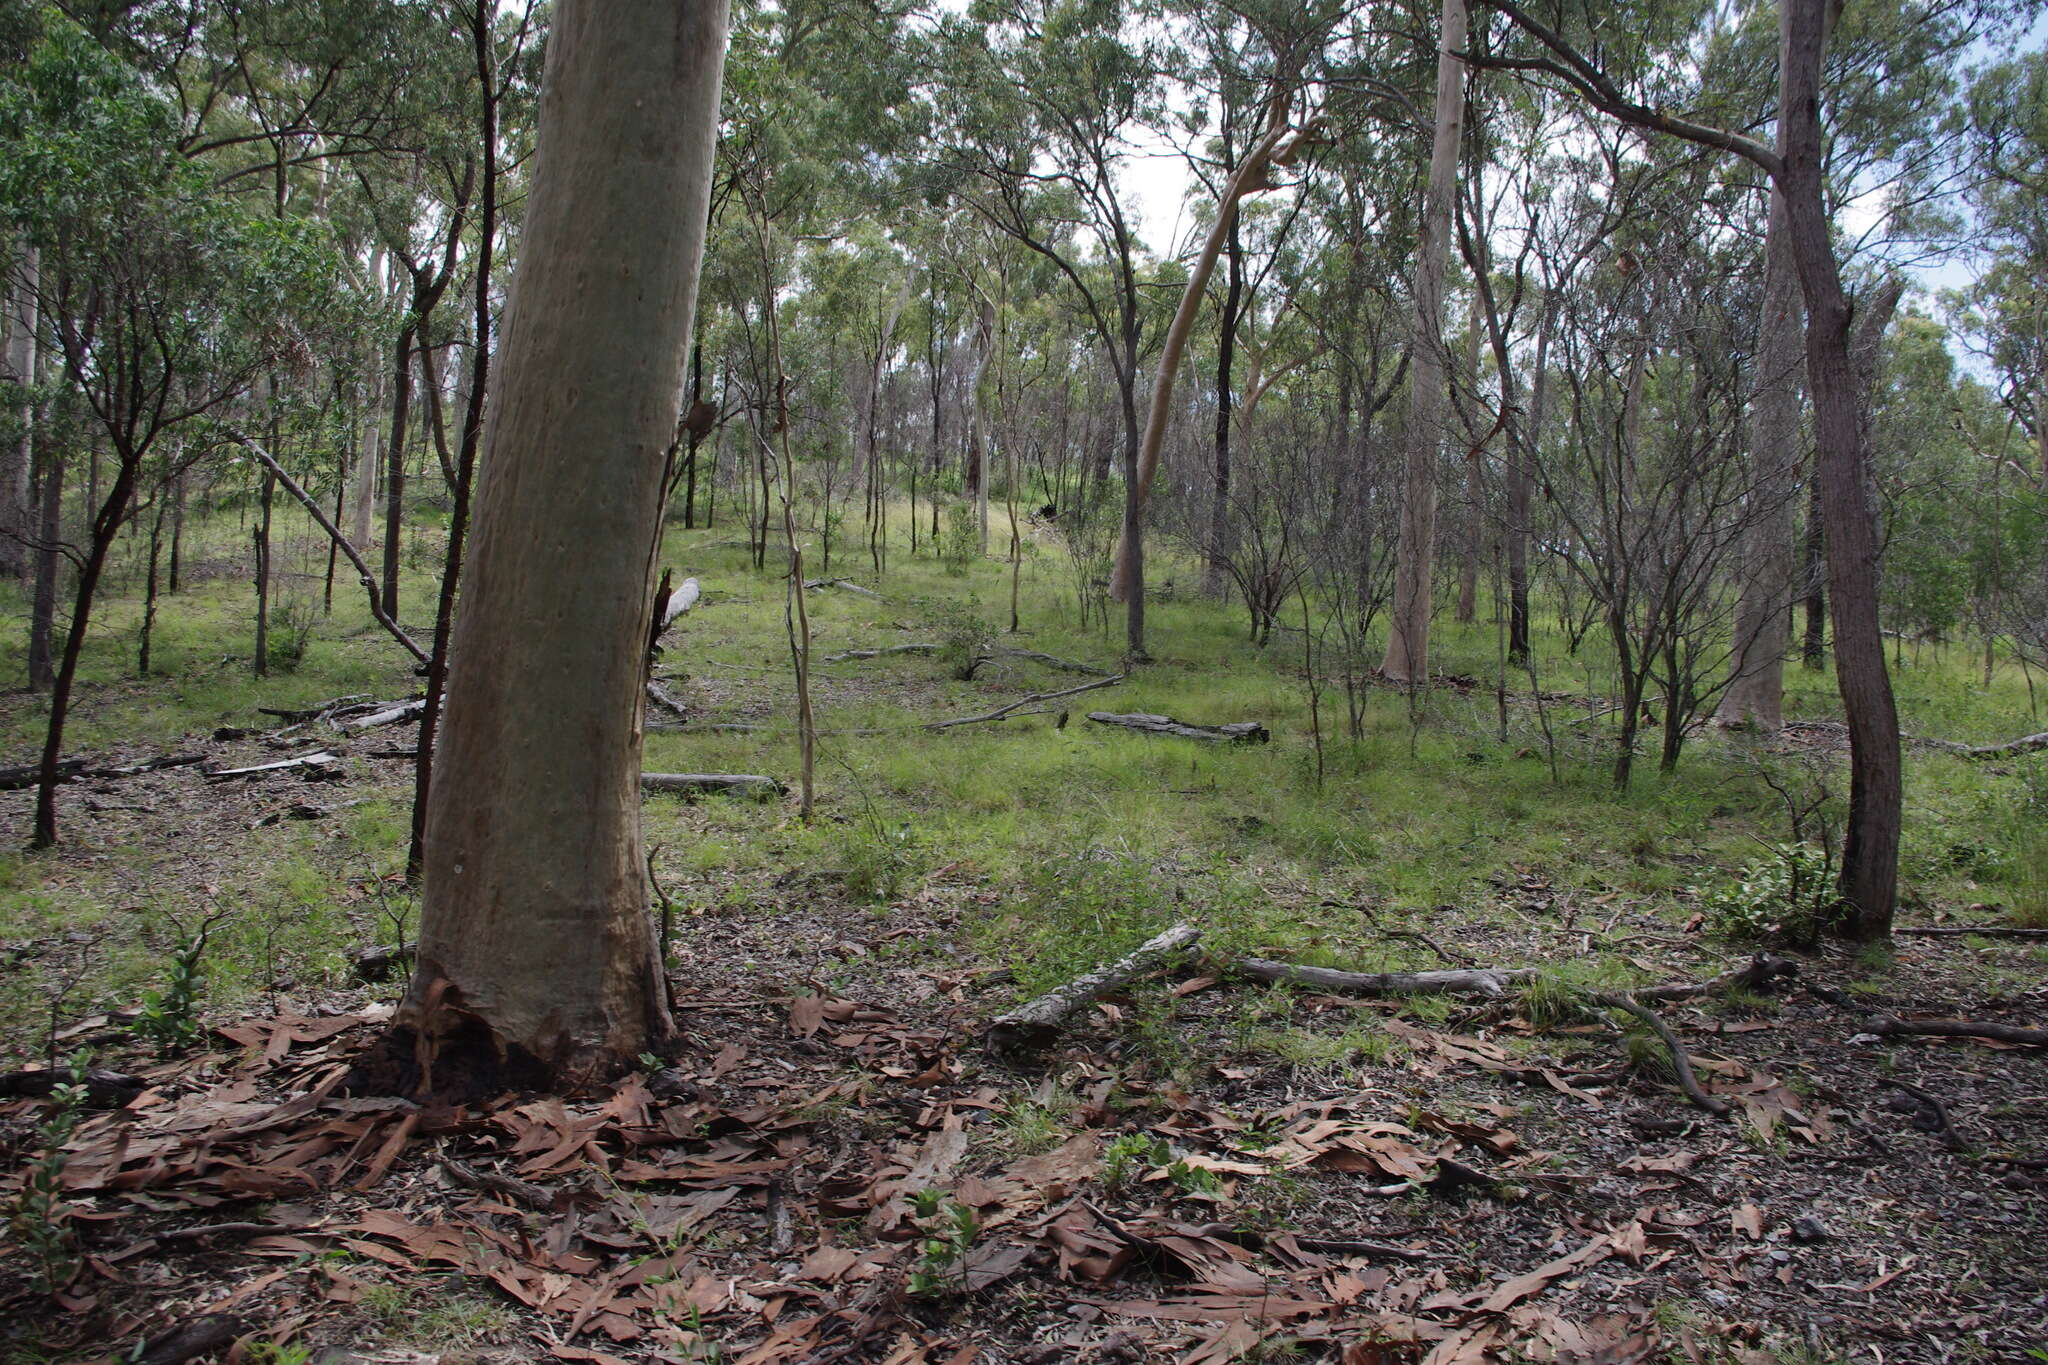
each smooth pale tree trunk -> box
[1381,0,1467,683]
[1111,97,1293,657]
[2,245,36,581]
[27,426,60,692]
[1775,0,1903,936]
[967,290,994,555]
[384,0,729,1093]
[1455,292,1484,625]
[1718,189,1803,731]
[353,251,387,549]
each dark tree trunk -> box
[1205,213,1243,600]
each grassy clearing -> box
[0,492,2042,1052]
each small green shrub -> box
[1696,842,1839,944]
[906,1190,980,1296]
[132,920,217,1055]
[941,502,979,575]
[9,1051,91,1294]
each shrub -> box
[1696,842,1839,944]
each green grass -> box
[0,487,2041,1056]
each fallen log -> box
[353,943,416,984]
[205,752,342,782]
[987,922,1201,1053]
[929,674,1125,731]
[997,647,1113,676]
[805,576,881,599]
[824,643,938,663]
[129,1315,250,1365]
[1867,1015,2047,1047]
[647,680,691,719]
[1233,953,1793,1008]
[1961,730,2048,760]
[1894,925,2048,940]
[346,699,425,731]
[1087,712,1271,743]
[641,772,785,800]
[659,576,701,630]
[0,1066,148,1107]
[1235,959,1535,997]
[0,754,204,791]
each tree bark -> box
[1775,0,1903,936]
[2,244,36,581]
[385,0,729,1093]
[1381,0,1468,683]
[1109,97,1292,650]
[1717,188,1803,731]
[1204,211,1243,599]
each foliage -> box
[906,1189,980,1296]
[1697,843,1841,945]
[131,919,217,1055]
[7,1051,91,1294]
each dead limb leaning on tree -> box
[987,922,1202,1053]
[225,430,429,665]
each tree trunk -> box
[1801,473,1825,668]
[1205,212,1243,599]
[2,244,36,581]
[252,471,273,676]
[1776,0,1902,937]
[379,321,416,618]
[1381,0,1468,683]
[34,456,140,848]
[1717,188,1803,731]
[27,426,63,693]
[1506,302,1549,663]
[384,0,728,1094]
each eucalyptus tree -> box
[0,12,354,847]
[1379,0,1469,685]
[926,0,1165,656]
[1465,0,2006,934]
[385,0,729,1094]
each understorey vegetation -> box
[1,0,2046,1360]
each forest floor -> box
[0,502,2044,1365]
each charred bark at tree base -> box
[342,1016,556,1105]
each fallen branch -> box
[805,576,881,599]
[997,647,1113,676]
[442,1157,561,1211]
[129,1315,250,1365]
[346,699,425,731]
[1590,992,1729,1117]
[1893,925,2048,941]
[1234,959,1536,997]
[929,673,1125,731]
[987,922,1201,1053]
[0,754,204,791]
[823,643,937,663]
[353,942,416,984]
[640,772,785,800]
[1874,1076,1967,1151]
[1087,712,1270,743]
[205,752,342,782]
[647,680,691,719]
[1234,953,1794,1006]
[227,430,429,665]
[107,1221,329,1264]
[0,1066,147,1107]
[1960,729,2048,760]
[1867,1015,2047,1047]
